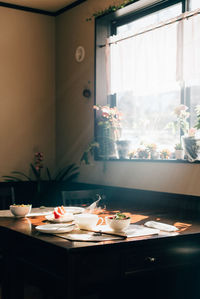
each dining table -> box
[1,206,200,299]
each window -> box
[95,0,200,161]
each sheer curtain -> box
[107,10,200,97]
[104,10,200,150]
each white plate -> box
[35,223,75,234]
[63,207,85,214]
[27,211,53,217]
[45,213,74,223]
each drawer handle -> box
[146,257,156,262]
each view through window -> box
[95,0,200,161]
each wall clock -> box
[75,46,85,62]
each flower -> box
[167,105,190,135]
[160,149,171,159]
[188,127,196,137]
[94,105,122,128]
[174,104,188,116]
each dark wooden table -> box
[1,208,200,299]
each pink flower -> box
[188,127,196,137]
[174,105,188,116]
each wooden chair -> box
[0,186,15,210]
[61,189,105,207]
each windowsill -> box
[95,158,200,163]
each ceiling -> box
[0,0,82,13]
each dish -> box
[45,213,74,223]
[27,211,53,217]
[63,207,85,214]
[10,204,32,217]
[35,223,75,234]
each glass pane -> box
[190,0,200,10]
[117,3,182,35]
[111,4,182,158]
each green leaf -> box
[30,163,40,180]
[54,164,79,181]
[2,175,23,182]
[11,171,32,181]
[62,172,79,182]
[46,167,52,181]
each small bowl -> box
[10,205,32,217]
[106,216,131,231]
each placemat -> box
[55,230,125,242]
[54,224,160,242]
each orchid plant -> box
[2,152,79,183]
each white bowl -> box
[106,216,131,231]
[10,205,32,217]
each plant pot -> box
[150,151,160,160]
[116,140,130,159]
[175,149,184,160]
[182,136,200,162]
[96,124,118,159]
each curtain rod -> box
[98,8,200,48]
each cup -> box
[74,213,103,230]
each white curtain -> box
[108,11,200,96]
[181,14,200,84]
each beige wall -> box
[0,7,55,179]
[56,0,200,197]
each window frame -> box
[94,0,197,162]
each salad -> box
[109,212,130,220]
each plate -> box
[45,213,74,223]
[63,207,85,214]
[35,223,76,234]
[27,211,53,217]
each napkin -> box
[144,221,178,232]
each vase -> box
[116,140,130,159]
[175,149,184,160]
[96,124,118,159]
[182,136,200,162]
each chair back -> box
[0,186,15,210]
[61,189,105,207]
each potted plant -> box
[160,149,171,160]
[146,143,159,159]
[94,105,122,159]
[174,143,184,160]
[137,147,149,159]
[182,105,200,162]
[2,152,80,206]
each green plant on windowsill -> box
[174,143,183,150]
[194,105,200,131]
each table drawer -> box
[123,244,200,277]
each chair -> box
[61,189,105,207]
[0,186,15,210]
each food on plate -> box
[108,212,130,220]
[53,206,72,220]
[106,212,131,231]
